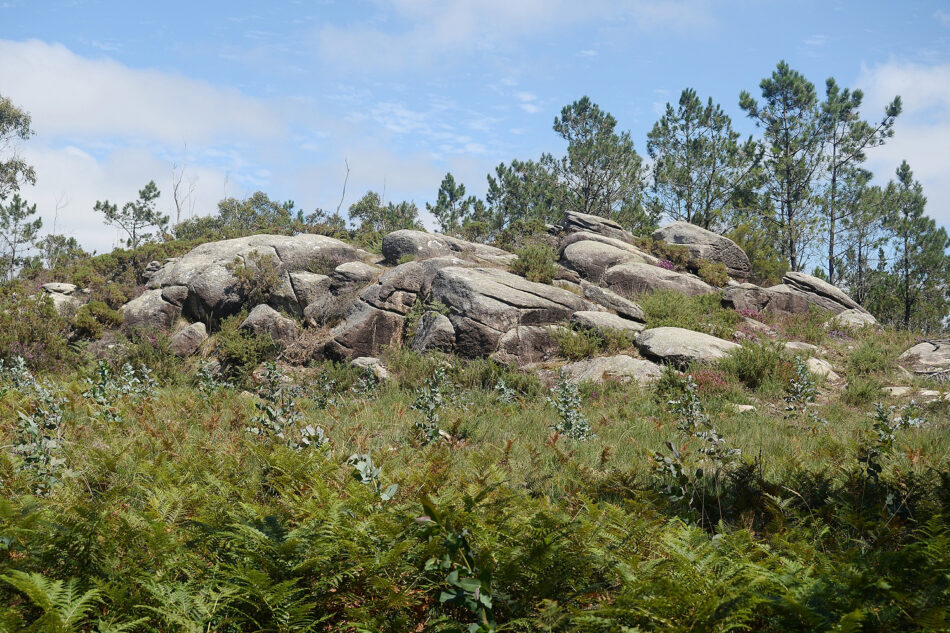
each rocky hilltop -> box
[94,210,947,386]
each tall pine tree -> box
[740,62,825,271]
[819,78,900,285]
[647,88,760,231]
[878,161,950,331]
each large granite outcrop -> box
[635,327,739,368]
[144,234,367,325]
[381,230,516,266]
[652,222,752,279]
[430,266,594,357]
[603,262,714,298]
[897,340,950,381]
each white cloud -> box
[314,0,714,71]
[857,60,950,229]
[0,39,285,143]
[935,10,950,27]
[0,39,289,251]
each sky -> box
[2,0,949,258]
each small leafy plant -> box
[547,369,592,440]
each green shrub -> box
[718,340,794,391]
[509,244,558,284]
[214,312,279,380]
[114,332,183,386]
[0,282,72,371]
[782,306,830,345]
[843,376,883,405]
[552,324,635,361]
[695,260,730,287]
[225,249,281,308]
[635,237,693,268]
[640,290,738,339]
[71,301,123,340]
[849,340,891,376]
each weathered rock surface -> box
[170,322,207,357]
[323,301,404,360]
[603,262,714,298]
[785,341,821,354]
[781,271,867,315]
[579,282,645,322]
[322,258,479,360]
[561,355,664,385]
[381,230,515,266]
[560,238,656,283]
[352,356,391,382]
[897,340,950,380]
[805,357,840,381]
[570,311,644,335]
[121,289,181,332]
[561,210,636,244]
[410,311,456,353]
[240,305,300,344]
[721,283,810,316]
[652,222,752,278]
[145,234,366,323]
[635,326,739,367]
[826,308,879,329]
[41,282,84,315]
[430,266,594,357]
[490,326,563,366]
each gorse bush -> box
[695,259,731,287]
[509,243,558,284]
[718,340,793,391]
[0,282,72,371]
[70,300,122,340]
[226,249,281,308]
[640,289,739,339]
[552,322,635,360]
[849,338,891,375]
[214,312,280,381]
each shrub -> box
[509,244,558,284]
[71,301,123,340]
[552,324,635,361]
[781,306,830,345]
[695,260,730,287]
[849,340,891,376]
[226,249,281,308]
[635,237,693,269]
[114,332,182,386]
[640,290,738,339]
[689,368,737,397]
[0,282,72,372]
[844,376,883,405]
[718,340,794,391]
[214,312,280,380]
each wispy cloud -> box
[314,0,716,72]
[858,60,950,227]
[935,10,950,27]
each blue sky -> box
[2,0,949,258]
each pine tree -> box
[426,173,474,235]
[348,191,421,234]
[94,181,169,251]
[0,194,42,280]
[740,62,825,271]
[839,174,886,305]
[819,78,900,285]
[879,161,950,331]
[0,94,36,200]
[647,88,760,230]
[547,96,651,232]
